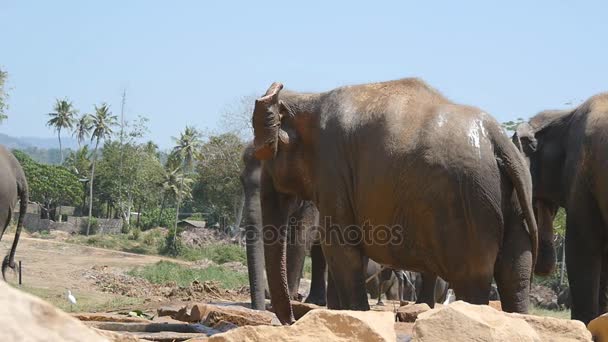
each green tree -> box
[73,114,92,147]
[47,99,77,164]
[86,103,118,235]
[0,68,8,123]
[502,118,525,134]
[12,150,84,219]
[193,133,245,228]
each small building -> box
[177,219,207,230]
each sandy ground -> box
[0,236,192,312]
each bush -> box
[80,217,99,235]
[161,227,183,256]
[139,208,177,230]
[129,227,141,241]
[178,244,246,264]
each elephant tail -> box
[3,175,28,281]
[491,128,539,282]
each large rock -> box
[0,281,114,341]
[587,313,608,341]
[396,303,431,322]
[190,303,276,327]
[412,301,591,342]
[209,309,396,342]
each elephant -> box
[0,145,29,280]
[252,78,539,324]
[400,271,450,304]
[364,258,403,305]
[240,144,327,310]
[513,93,608,324]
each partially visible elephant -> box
[365,258,402,305]
[401,271,449,304]
[252,78,539,324]
[513,93,608,324]
[0,145,28,280]
[241,145,326,310]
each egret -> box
[443,289,455,305]
[66,290,77,311]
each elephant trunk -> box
[252,83,283,160]
[243,189,266,310]
[3,175,28,280]
[534,200,557,276]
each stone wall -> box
[19,213,122,235]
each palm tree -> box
[170,126,202,244]
[73,114,92,147]
[0,114,7,124]
[47,99,77,163]
[86,103,118,235]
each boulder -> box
[190,303,276,327]
[396,303,431,322]
[488,300,502,311]
[0,281,113,341]
[412,301,591,342]
[209,309,396,342]
[291,301,323,320]
[587,313,608,341]
[74,313,151,323]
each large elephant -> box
[252,78,539,324]
[513,93,608,324]
[241,144,326,310]
[0,145,28,280]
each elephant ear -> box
[252,82,284,160]
[513,122,537,155]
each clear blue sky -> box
[1,1,607,148]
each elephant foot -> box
[376,300,385,306]
[304,295,327,306]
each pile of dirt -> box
[180,228,230,247]
[83,266,249,303]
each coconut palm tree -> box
[47,98,77,163]
[86,103,118,235]
[170,126,202,244]
[73,114,92,147]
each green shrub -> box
[139,208,177,230]
[129,227,141,241]
[161,227,183,256]
[80,217,99,235]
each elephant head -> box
[512,110,572,276]
[251,83,321,324]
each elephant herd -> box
[241,77,608,326]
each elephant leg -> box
[494,209,533,313]
[286,213,307,300]
[326,269,340,309]
[599,252,608,314]
[396,271,405,302]
[323,243,369,310]
[377,279,385,306]
[452,276,492,306]
[305,242,327,306]
[566,197,603,324]
[417,273,438,308]
[245,221,266,310]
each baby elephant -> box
[365,258,402,305]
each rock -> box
[529,284,559,310]
[396,303,431,322]
[412,301,591,342]
[157,306,183,318]
[291,301,323,320]
[188,303,275,327]
[488,300,502,311]
[74,312,151,323]
[0,281,112,341]
[586,313,608,341]
[209,309,396,341]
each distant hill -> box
[0,133,78,150]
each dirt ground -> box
[0,235,243,313]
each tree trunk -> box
[58,129,63,164]
[173,171,185,249]
[158,194,166,227]
[136,202,142,228]
[87,138,99,236]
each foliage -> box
[161,227,184,256]
[20,147,65,165]
[139,207,177,230]
[178,244,247,264]
[80,217,99,235]
[73,114,92,146]
[501,117,525,134]
[47,98,77,163]
[193,132,245,226]
[12,150,84,217]
[128,260,248,289]
[0,68,8,123]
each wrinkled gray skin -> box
[401,271,450,304]
[514,93,608,324]
[252,78,539,324]
[240,145,326,310]
[0,145,28,280]
[365,258,401,305]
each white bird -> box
[67,290,77,311]
[443,289,455,305]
